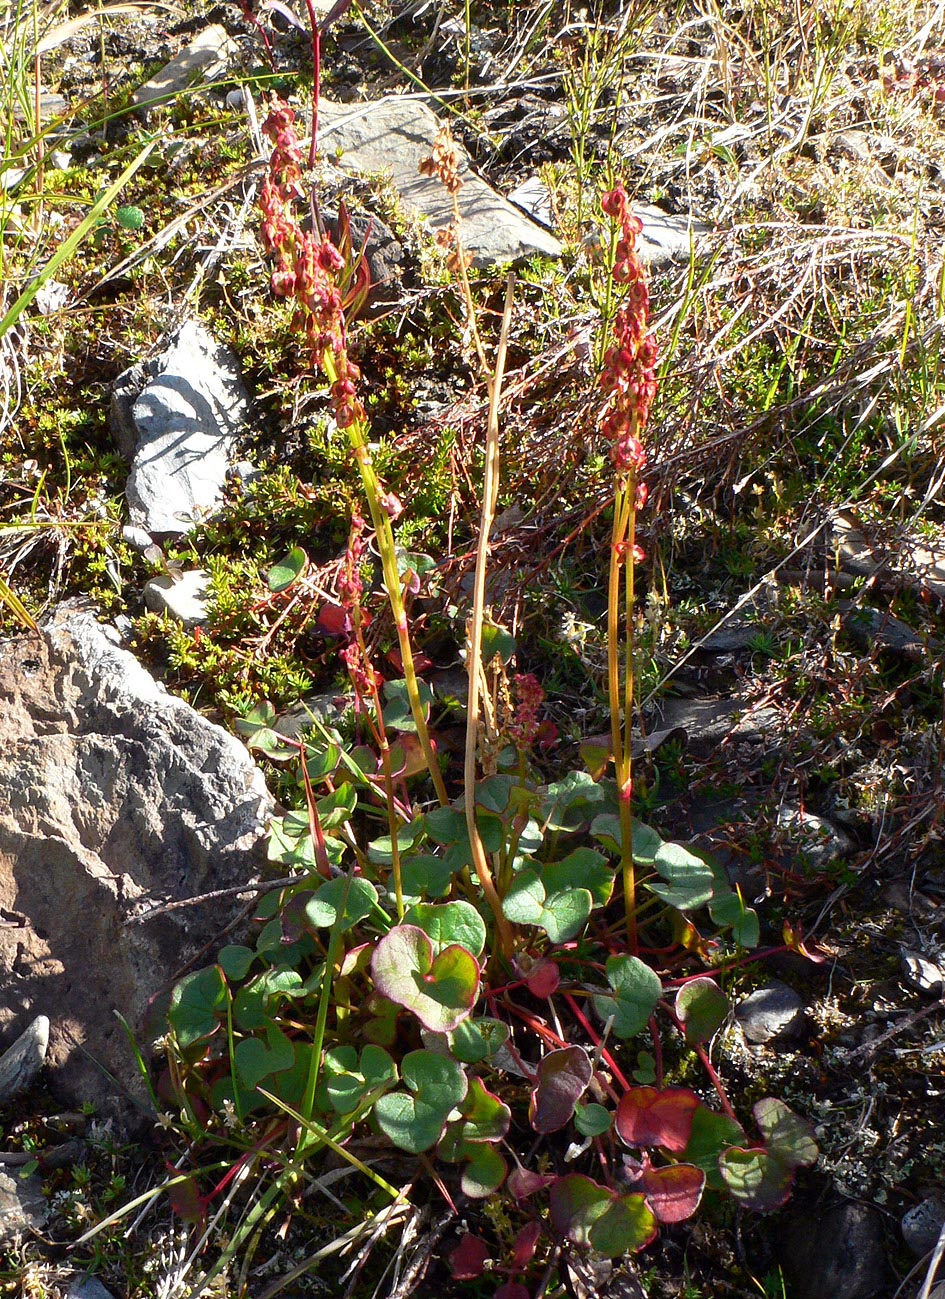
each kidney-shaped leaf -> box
[647,842,716,910]
[718,1146,796,1212]
[550,1175,657,1256]
[675,977,729,1045]
[754,1098,818,1169]
[530,1046,593,1134]
[593,954,662,1039]
[372,925,480,1033]
[616,1086,702,1153]
[402,900,487,958]
[680,1105,746,1191]
[640,1161,706,1223]
[373,1049,467,1153]
[169,966,227,1049]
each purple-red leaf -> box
[449,1233,491,1280]
[640,1161,706,1223]
[616,1086,702,1153]
[511,1220,542,1268]
[530,1046,593,1133]
[508,1166,553,1199]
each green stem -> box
[464,273,517,960]
[608,476,638,954]
[323,354,449,807]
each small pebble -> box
[67,1277,118,1299]
[900,948,945,996]
[902,1196,945,1256]
[143,570,211,627]
[121,524,154,552]
[735,980,805,1044]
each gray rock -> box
[780,1201,886,1299]
[0,1168,47,1244]
[777,806,853,872]
[735,980,805,1044]
[900,948,945,996]
[655,693,779,758]
[634,202,710,267]
[318,97,563,268]
[133,25,237,112]
[67,1277,118,1299]
[143,569,211,628]
[121,524,154,553]
[0,602,274,1116]
[902,1196,945,1255]
[0,1014,49,1102]
[111,318,250,535]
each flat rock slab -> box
[0,1168,47,1244]
[0,1013,49,1102]
[319,97,563,268]
[633,202,710,266]
[110,318,250,535]
[0,603,273,1116]
[134,25,237,112]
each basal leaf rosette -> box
[371,924,480,1033]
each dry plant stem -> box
[463,271,517,960]
[322,351,449,808]
[608,472,638,954]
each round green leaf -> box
[402,900,487,958]
[373,1049,467,1153]
[268,546,308,592]
[371,925,480,1033]
[675,977,729,1045]
[593,954,662,1039]
[168,966,227,1048]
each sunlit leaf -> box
[615,1086,701,1153]
[371,926,480,1033]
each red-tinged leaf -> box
[317,602,350,637]
[511,1220,542,1268]
[616,1086,702,1153]
[718,1146,795,1212]
[508,1166,553,1199]
[782,921,828,963]
[495,1285,531,1299]
[640,1162,705,1223]
[449,1233,491,1280]
[530,1046,593,1134]
[680,1104,746,1191]
[168,1174,207,1225]
[525,957,560,999]
[387,647,433,674]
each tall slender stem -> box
[464,272,517,960]
[322,354,449,807]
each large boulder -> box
[0,603,274,1118]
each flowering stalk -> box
[420,127,515,959]
[599,183,658,954]
[260,98,448,807]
